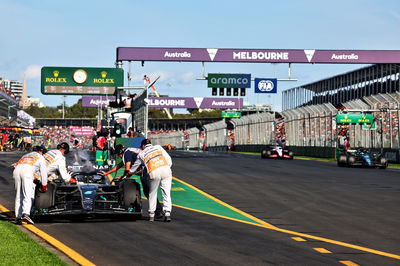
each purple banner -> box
[149,97,243,109]
[82,96,116,107]
[117,47,400,64]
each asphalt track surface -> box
[0,150,399,265]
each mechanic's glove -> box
[69,177,77,183]
[33,179,41,185]
[39,184,47,193]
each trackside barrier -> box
[204,120,227,148]
[282,92,400,162]
[150,131,183,149]
[230,112,275,145]
[185,127,200,150]
[147,92,400,162]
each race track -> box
[1,150,399,265]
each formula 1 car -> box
[32,150,142,220]
[337,148,387,169]
[261,145,294,159]
[162,144,176,151]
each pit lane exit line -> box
[171,176,400,261]
[0,204,95,266]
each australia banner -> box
[82,96,116,107]
[148,97,243,109]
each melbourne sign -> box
[149,97,243,109]
[41,67,124,95]
[254,78,277,93]
[207,74,251,88]
[82,96,116,107]
[117,47,400,64]
[336,113,374,124]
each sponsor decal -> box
[331,53,359,60]
[211,100,236,106]
[164,51,191,58]
[255,78,277,93]
[304,50,315,63]
[150,98,186,107]
[232,51,289,60]
[207,48,218,61]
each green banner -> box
[336,113,374,124]
[362,121,377,130]
[41,67,124,95]
[221,112,242,118]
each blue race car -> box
[337,147,387,169]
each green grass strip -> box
[0,221,66,266]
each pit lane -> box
[1,150,399,265]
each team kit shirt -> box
[15,152,48,185]
[43,150,71,182]
[122,148,141,165]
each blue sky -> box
[1,0,400,111]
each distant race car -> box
[261,145,294,159]
[337,148,388,169]
[162,144,176,151]
[32,150,142,220]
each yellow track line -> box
[0,204,95,266]
[172,176,400,261]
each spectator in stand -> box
[344,137,350,153]
[126,127,134,138]
[92,134,98,151]
[96,132,107,150]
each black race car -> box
[33,172,142,220]
[261,145,294,159]
[337,148,387,169]
[32,150,142,220]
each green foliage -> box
[25,99,97,119]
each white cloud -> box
[21,65,41,80]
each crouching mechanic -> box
[129,139,173,222]
[44,142,76,183]
[100,144,163,215]
[13,145,48,225]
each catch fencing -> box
[149,92,400,162]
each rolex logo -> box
[101,71,107,78]
[53,70,60,77]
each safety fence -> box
[149,92,400,162]
[150,112,276,150]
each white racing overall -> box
[13,152,47,218]
[43,150,71,182]
[131,144,172,214]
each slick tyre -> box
[34,183,56,209]
[121,179,142,212]
[347,155,356,167]
[261,150,267,159]
[337,155,347,167]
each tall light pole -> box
[62,95,66,119]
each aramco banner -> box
[149,97,243,109]
[82,96,116,107]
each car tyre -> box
[337,155,347,167]
[121,179,142,212]
[347,155,355,167]
[34,183,56,209]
